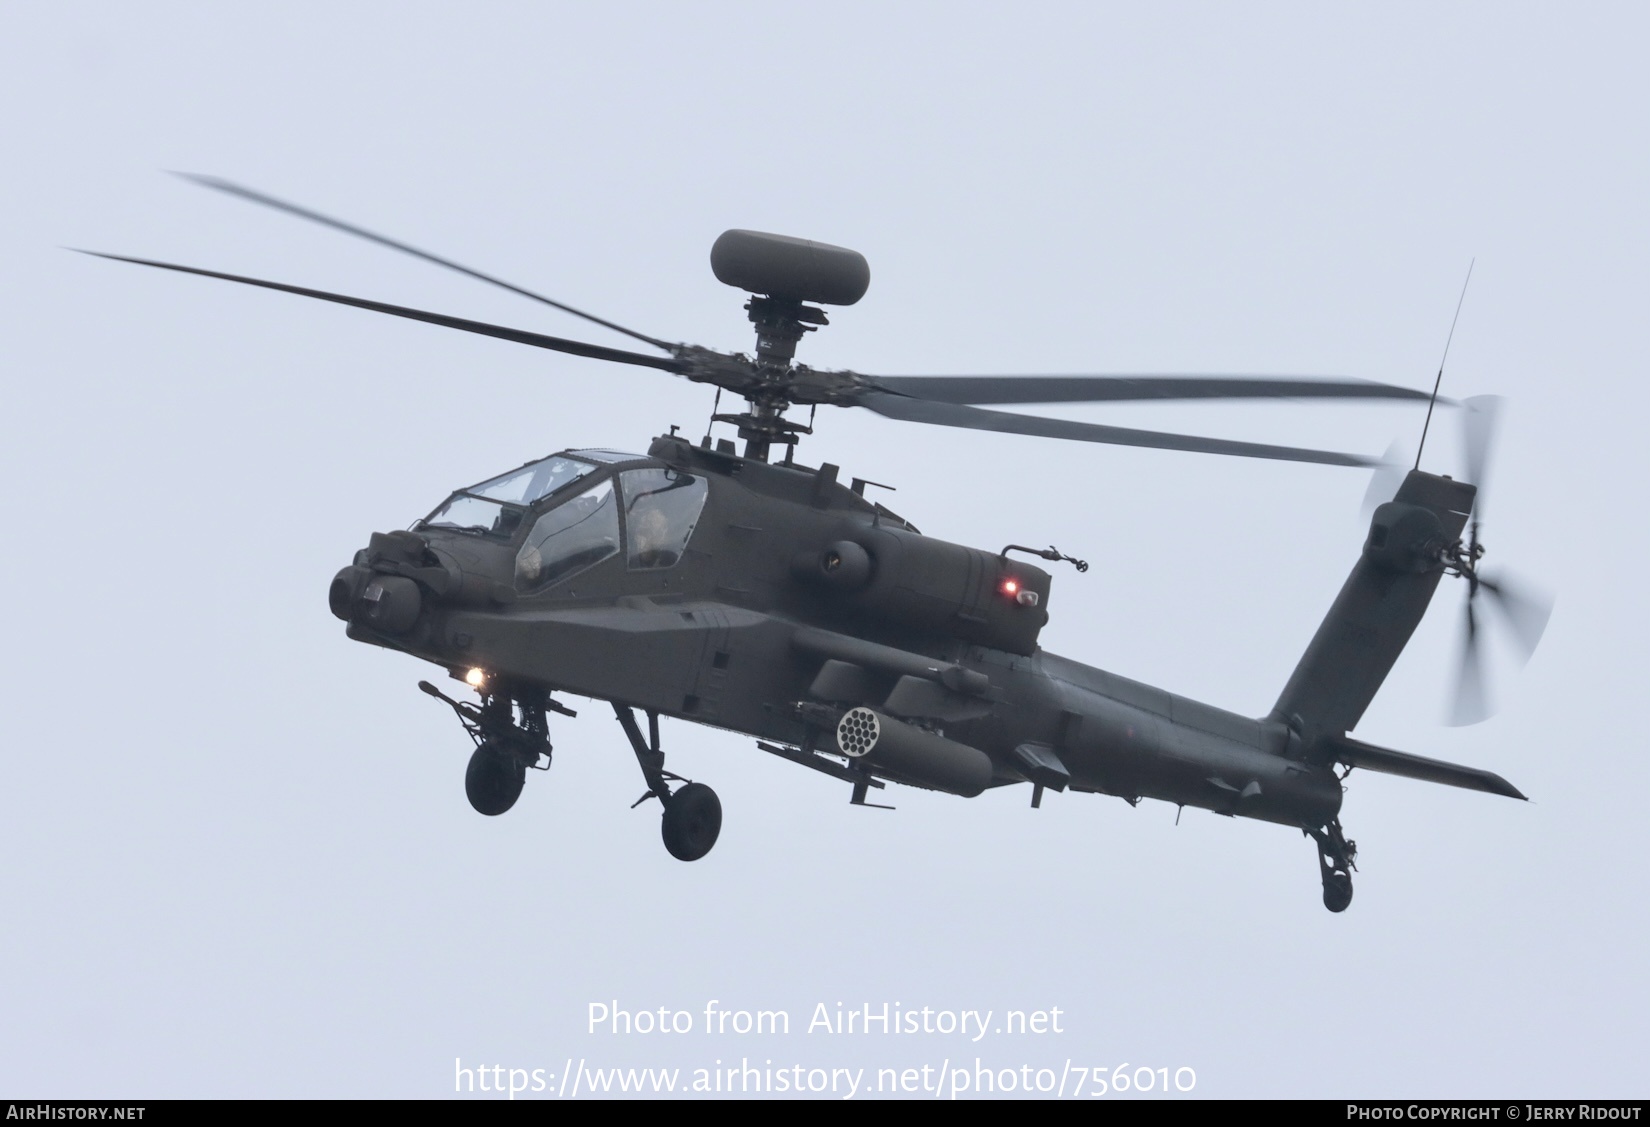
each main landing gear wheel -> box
[661,782,722,861]
[465,740,526,816]
[612,703,723,862]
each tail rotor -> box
[1445,396,1554,726]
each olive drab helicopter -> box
[86,175,1554,912]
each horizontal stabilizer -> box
[1329,735,1526,800]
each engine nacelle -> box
[814,525,1050,654]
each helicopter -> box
[86,175,1554,912]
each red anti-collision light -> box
[1000,577,1021,596]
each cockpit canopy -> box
[420,451,708,592]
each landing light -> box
[465,667,488,688]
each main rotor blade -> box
[868,374,1438,406]
[81,251,685,374]
[1449,597,1491,727]
[1478,571,1554,663]
[174,173,674,351]
[853,391,1376,467]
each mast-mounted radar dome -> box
[710,229,870,306]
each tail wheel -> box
[661,782,722,861]
[1322,870,1354,913]
[465,740,526,816]
[1311,818,1357,913]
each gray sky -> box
[2,3,1645,1098]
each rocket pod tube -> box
[834,707,992,798]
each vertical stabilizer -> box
[1271,470,1475,744]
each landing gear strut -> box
[614,703,722,861]
[419,680,572,816]
[1308,818,1357,913]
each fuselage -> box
[335,433,1343,831]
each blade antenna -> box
[703,387,722,445]
[1414,259,1475,471]
[174,173,675,351]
